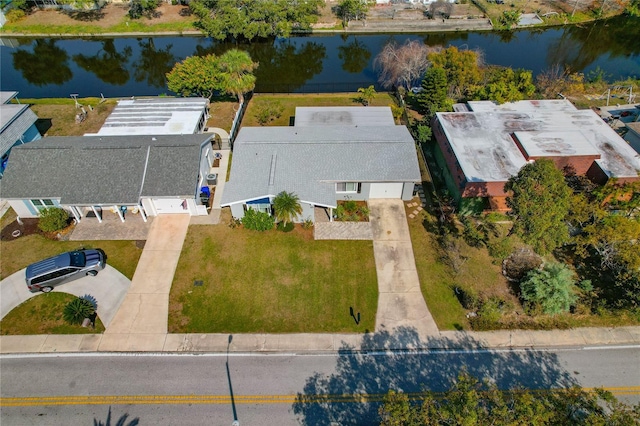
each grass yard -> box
[242,93,400,127]
[0,292,105,335]
[207,100,238,132]
[1,210,142,280]
[169,215,378,333]
[27,98,116,137]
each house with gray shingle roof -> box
[221,107,420,222]
[1,134,216,222]
[0,91,42,177]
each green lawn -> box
[1,210,143,280]
[243,93,400,127]
[169,217,378,333]
[0,292,105,335]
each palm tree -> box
[273,191,303,227]
[218,49,258,104]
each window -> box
[31,199,55,212]
[336,182,361,193]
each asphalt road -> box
[1,346,639,425]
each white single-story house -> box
[0,91,42,177]
[0,134,217,222]
[86,97,209,136]
[220,106,421,222]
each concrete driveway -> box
[0,265,131,328]
[368,199,439,337]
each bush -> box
[302,218,314,230]
[38,207,69,232]
[63,297,95,325]
[502,247,542,280]
[276,221,294,232]
[254,100,284,126]
[454,286,479,310]
[461,217,487,248]
[241,209,274,231]
[520,262,578,315]
[5,9,26,23]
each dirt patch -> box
[0,218,41,241]
[30,102,114,137]
[17,3,193,28]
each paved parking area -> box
[0,265,131,327]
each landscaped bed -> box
[169,211,378,333]
[0,292,105,335]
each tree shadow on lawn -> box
[64,9,106,22]
[293,326,577,425]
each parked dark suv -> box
[25,249,107,293]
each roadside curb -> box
[2,327,639,354]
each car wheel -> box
[87,270,98,277]
[41,286,53,293]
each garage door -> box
[152,198,189,214]
[369,183,404,199]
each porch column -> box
[70,206,81,223]
[114,205,125,223]
[138,203,147,223]
[91,206,102,223]
[329,207,333,222]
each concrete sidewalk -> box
[1,327,639,354]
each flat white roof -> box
[294,106,395,127]
[514,130,601,158]
[93,97,208,136]
[437,100,640,182]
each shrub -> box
[520,262,578,315]
[276,221,294,232]
[302,218,314,230]
[254,100,284,126]
[5,9,26,22]
[502,247,542,280]
[38,207,69,232]
[63,297,95,325]
[461,217,487,248]
[241,209,274,231]
[454,286,479,310]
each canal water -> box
[0,15,638,98]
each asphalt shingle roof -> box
[0,104,38,156]
[221,125,421,208]
[0,134,211,205]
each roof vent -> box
[152,137,157,141]
[269,154,277,186]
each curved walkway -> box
[0,265,130,328]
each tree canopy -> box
[427,46,483,99]
[374,40,432,91]
[520,262,578,315]
[379,371,640,425]
[473,67,536,103]
[418,66,451,117]
[166,50,257,101]
[505,159,572,255]
[337,0,373,26]
[190,0,323,41]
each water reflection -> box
[73,39,132,85]
[133,38,177,88]
[1,16,637,98]
[12,39,72,86]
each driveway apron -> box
[368,199,439,337]
[102,214,190,350]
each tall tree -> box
[418,66,451,117]
[374,39,432,91]
[337,0,372,26]
[379,371,640,425]
[273,191,303,226]
[428,46,483,99]
[217,49,258,104]
[166,54,222,98]
[505,159,572,255]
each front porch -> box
[70,208,154,241]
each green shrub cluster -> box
[63,297,95,325]
[241,209,274,231]
[37,207,69,232]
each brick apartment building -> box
[431,100,640,212]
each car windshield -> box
[69,251,86,267]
